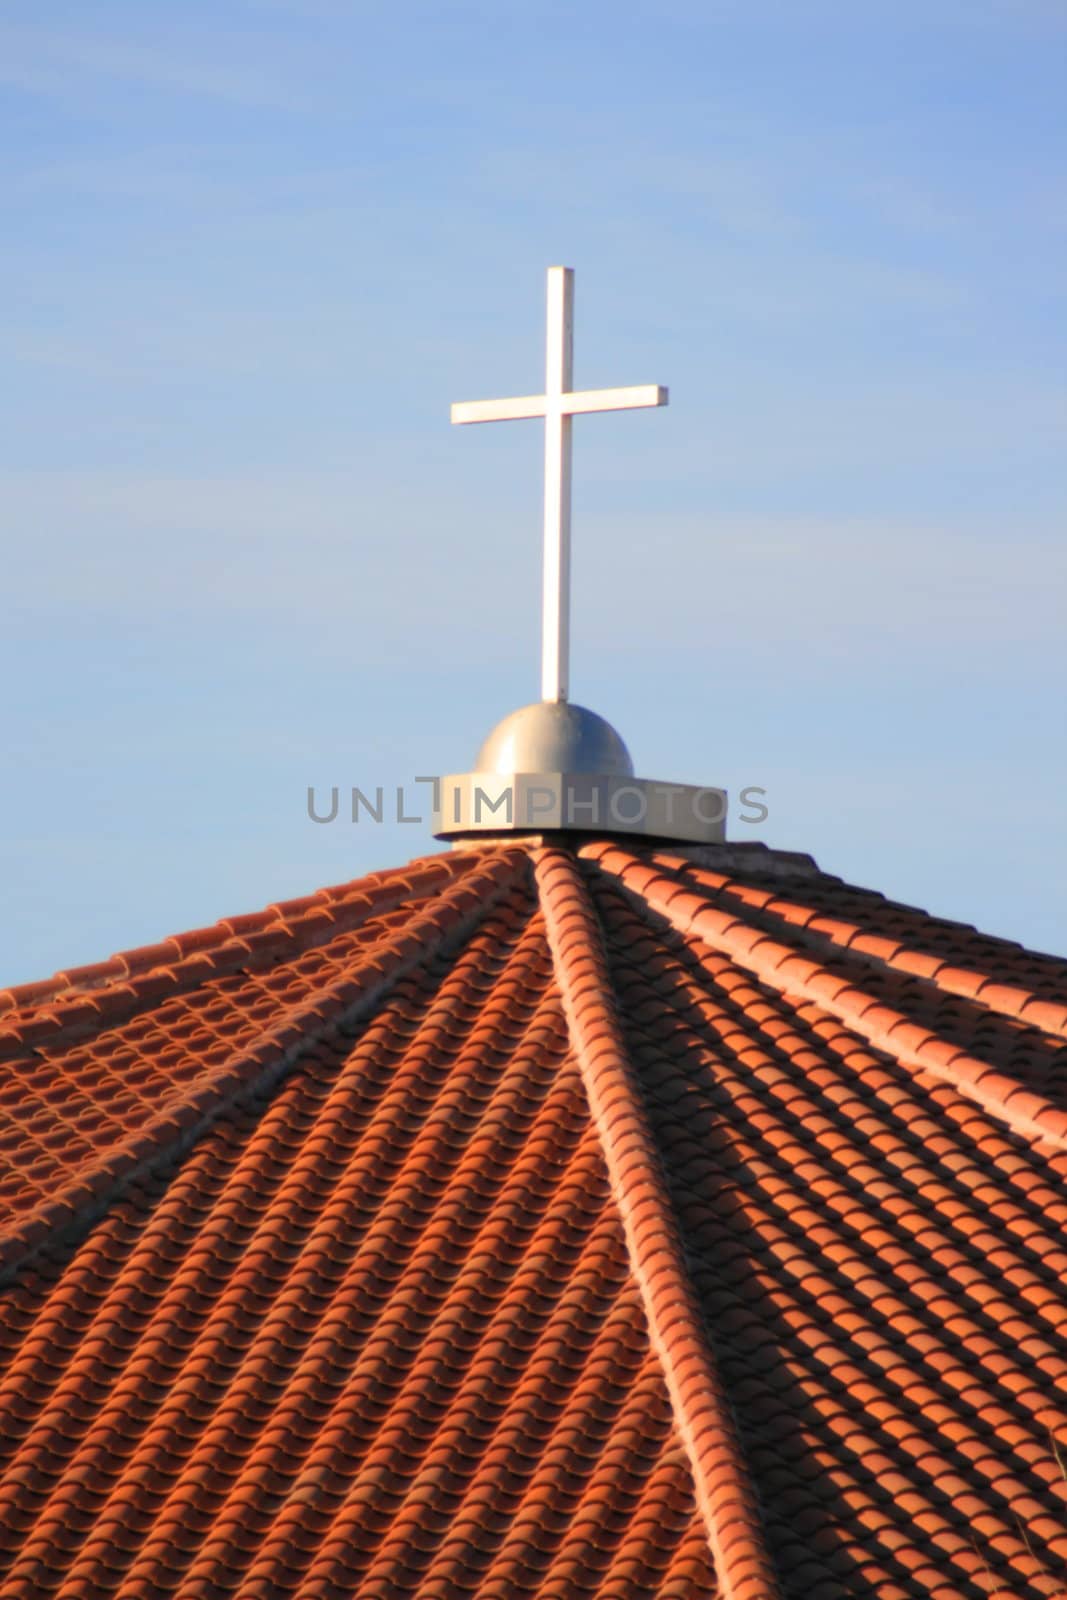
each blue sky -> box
[1,0,1064,983]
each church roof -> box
[0,837,1065,1600]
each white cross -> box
[451,266,668,704]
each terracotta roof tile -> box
[0,837,1064,1596]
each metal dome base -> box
[433,701,726,845]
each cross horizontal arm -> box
[451,394,549,425]
[450,265,669,708]
[450,383,668,426]
[562,383,668,416]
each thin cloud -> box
[0,22,306,110]
[3,472,1062,663]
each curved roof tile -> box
[0,838,1064,1598]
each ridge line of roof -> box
[0,852,484,1050]
[0,848,527,1287]
[533,844,782,1600]
[588,876,1067,1340]
[654,855,1067,1040]
[590,844,1067,1157]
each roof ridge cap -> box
[0,853,471,1042]
[654,858,1067,1042]
[644,841,825,880]
[0,849,526,1286]
[593,844,1067,1157]
[533,844,781,1600]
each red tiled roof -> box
[0,838,1064,1599]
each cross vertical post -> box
[450,267,667,706]
[542,267,574,703]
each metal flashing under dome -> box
[433,703,726,845]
